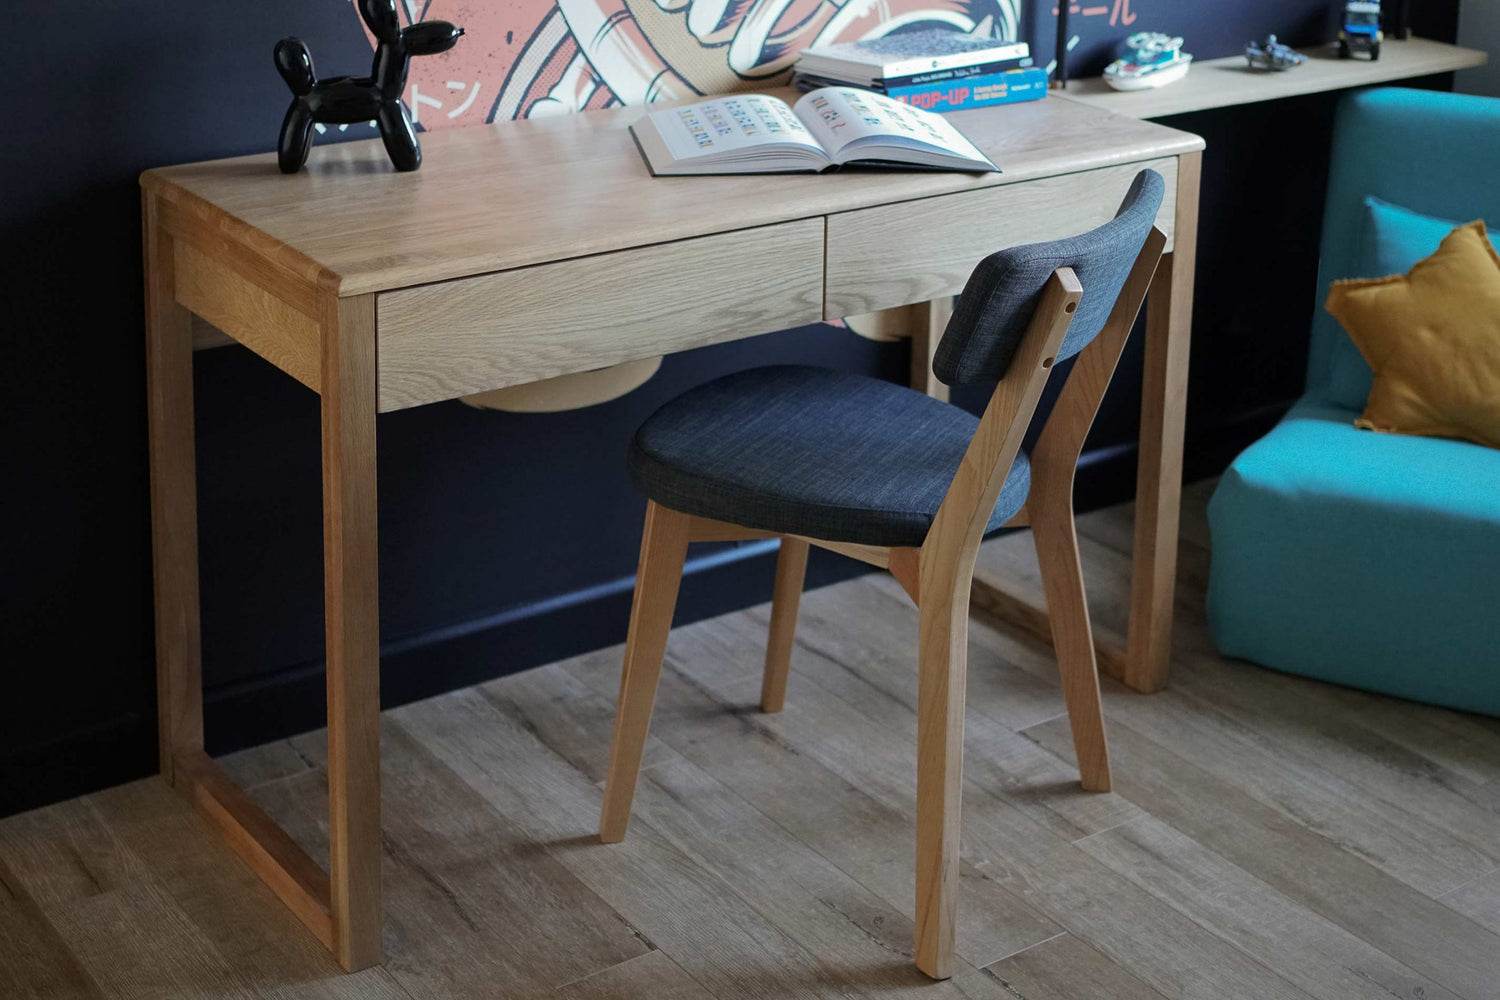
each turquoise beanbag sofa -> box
[1206,88,1500,716]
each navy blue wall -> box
[1033,0,1342,76]
[1,0,1460,816]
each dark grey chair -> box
[599,169,1168,980]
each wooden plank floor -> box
[5,480,1500,999]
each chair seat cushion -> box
[628,365,1030,548]
[1207,398,1500,716]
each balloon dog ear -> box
[401,21,465,57]
[357,0,402,44]
[273,38,315,96]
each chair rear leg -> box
[1030,501,1112,793]
[914,586,969,980]
[761,537,809,713]
[600,501,692,842]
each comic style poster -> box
[358,0,1025,131]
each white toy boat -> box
[1103,32,1192,91]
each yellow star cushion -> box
[1325,220,1500,449]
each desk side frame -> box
[144,182,382,971]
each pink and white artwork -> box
[357,0,1024,128]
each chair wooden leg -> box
[600,501,692,843]
[1030,500,1112,793]
[913,580,969,980]
[760,538,809,713]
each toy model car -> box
[1103,32,1193,91]
[1245,34,1308,71]
[1339,1,1383,60]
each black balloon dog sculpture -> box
[273,0,464,173]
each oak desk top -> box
[1057,37,1487,121]
[141,92,1203,299]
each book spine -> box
[881,56,1034,89]
[884,66,1048,112]
[880,41,1030,79]
[790,73,860,92]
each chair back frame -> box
[1032,226,1171,492]
[921,267,1080,593]
[924,225,1170,588]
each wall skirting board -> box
[198,539,800,754]
[0,536,844,817]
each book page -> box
[645,95,827,163]
[792,87,990,165]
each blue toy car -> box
[1245,35,1308,71]
[1339,1,1383,60]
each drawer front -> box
[376,219,825,412]
[824,158,1178,319]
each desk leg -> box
[1124,151,1200,693]
[911,297,953,402]
[144,196,204,784]
[320,293,383,971]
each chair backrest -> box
[933,169,1166,386]
[923,192,1167,590]
[1307,88,1500,403]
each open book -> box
[631,87,998,176]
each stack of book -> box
[792,29,1047,113]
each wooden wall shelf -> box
[1056,37,1486,120]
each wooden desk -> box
[1056,37,1487,120]
[141,92,1203,970]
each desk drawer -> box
[376,219,824,412]
[824,158,1178,319]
